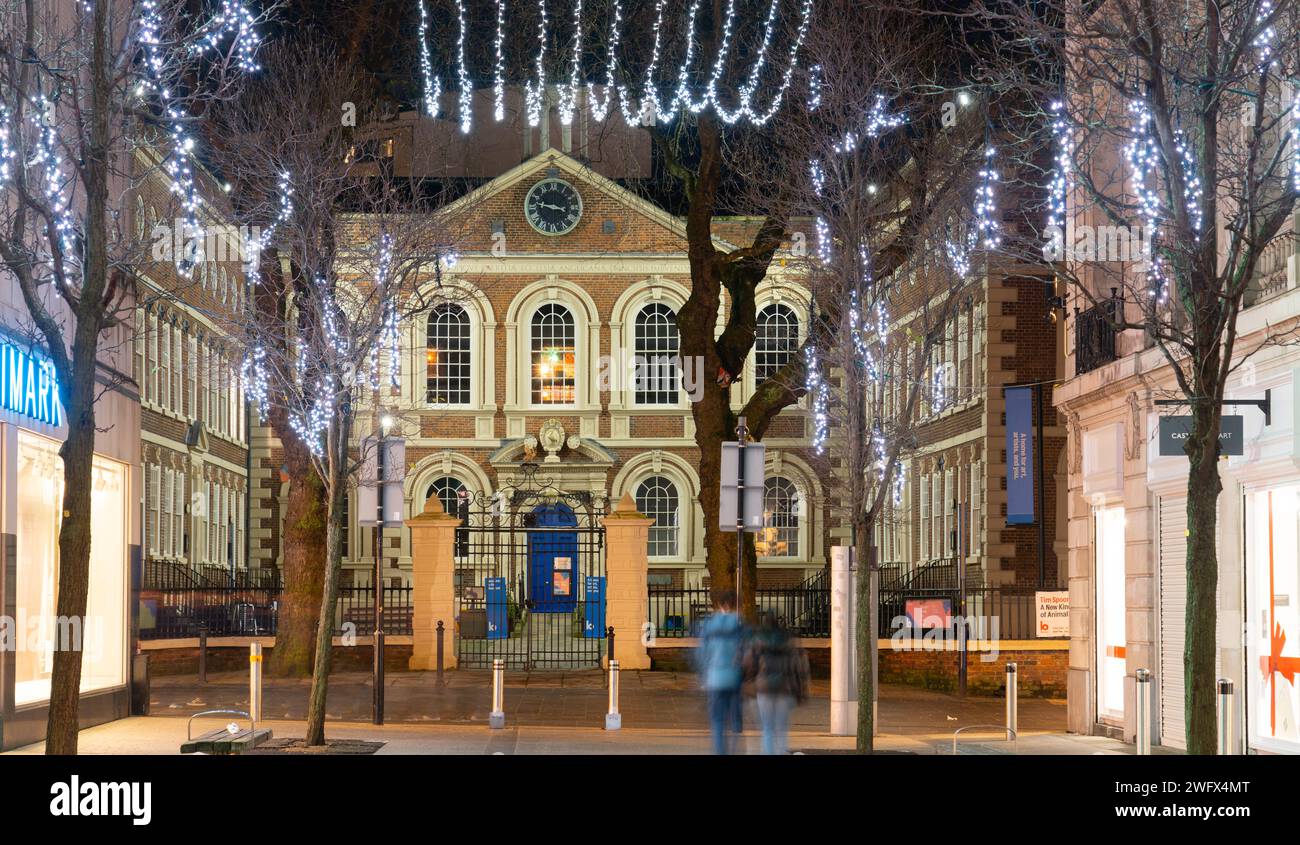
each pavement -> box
[4,671,1157,755]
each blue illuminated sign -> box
[1,340,62,426]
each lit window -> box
[426,304,472,405]
[530,303,576,404]
[755,304,799,382]
[756,476,800,558]
[636,476,679,557]
[634,303,679,405]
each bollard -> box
[1217,678,1235,755]
[198,624,208,684]
[249,642,263,723]
[436,621,446,687]
[1005,662,1018,741]
[1135,669,1152,755]
[606,625,615,668]
[605,660,622,730]
[489,658,506,729]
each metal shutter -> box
[1158,495,1220,749]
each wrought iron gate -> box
[453,464,607,669]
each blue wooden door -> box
[528,503,579,613]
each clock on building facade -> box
[524,178,583,236]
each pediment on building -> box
[488,423,616,470]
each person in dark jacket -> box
[744,611,810,755]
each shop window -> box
[1246,484,1300,752]
[1095,505,1127,721]
[14,431,126,705]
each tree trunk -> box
[854,516,875,753]
[1183,402,1222,755]
[304,412,352,746]
[266,440,327,677]
[44,0,111,755]
[42,400,98,755]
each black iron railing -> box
[138,577,413,640]
[1074,289,1121,375]
[878,584,1062,641]
[646,571,831,639]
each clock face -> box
[524,178,583,236]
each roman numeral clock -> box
[524,177,583,236]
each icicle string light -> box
[0,104,12,185]
[456,0,473,133]
[1125,98,1170,303]
[525,0,549,127]
[494,0,507,121]
[1046,100,1072,257]
[417,0,816,132]
[418,0,442,118]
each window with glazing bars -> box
[426,476,468,517]
[426,304,472,404]
[755,304,799,383]
[634,303,679,404]
[531,303,576,404]
[757,476,800,558]
[636,476,679,557]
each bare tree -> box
[0,0,267,754]
[210,40,463,745]
[968,0,1300,752]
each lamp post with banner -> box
[358,414,405,725]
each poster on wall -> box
[1035,590,1070,637]
[1005,386,1036,524]
[485,577,508,640]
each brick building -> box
[132,151,253,586]
[248,103,829,594]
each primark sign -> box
[1157,415,1243,457]
[0,339,62,427]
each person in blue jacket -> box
[696,590,748,754]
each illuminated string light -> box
[1292,87,1300,193]
[456,0,472,133]
[418,0,442,118]
[493,0,507,121]
[805,344,829,455]
[1046,100,1072,258]
[590,0,623,122]
[1126,98,1170,302]
[525,0,549,127]
[0,104,13,186]
[558,0,585,125]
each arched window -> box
[636,476,679,557]
[426,304,472,405]
[530,303,575,405]
[755,303,799,382]
[634,303,679,405]
[756,477,800,558]
[426,476,468,518]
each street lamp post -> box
[372,413,404,726]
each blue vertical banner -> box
[485,576,508,640]
[583,576,606,638]
[1005,386,1036,525]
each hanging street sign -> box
[1158,415,1244,457]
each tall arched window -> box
[426,304,472,405]
[636,476,680,557]
[426,476,468,517]
[634,303,680,405]
[756,477,800,558]
[755,304,799,382]
[530,303,575,405]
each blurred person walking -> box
[696,590,748,754]
[744,611,810,755]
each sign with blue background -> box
[1,340,61,426]
[583,576,605,638]
[1005,386,1035,525]
[485,576,508,640]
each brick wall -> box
[879,646,1066,697]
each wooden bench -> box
[181,710,272,755]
